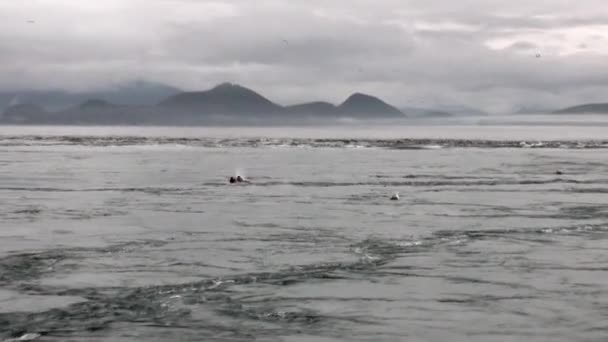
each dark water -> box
[1,126,608,341]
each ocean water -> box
[1,123,608,341]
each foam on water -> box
[1,135,608,150]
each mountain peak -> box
[339,93,404,117]
[345,92,374,101]
[159,83,281,115]
[208,82,257,96]
[212,82,239,90]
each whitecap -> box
[3,333,41,342]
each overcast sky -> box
[1,0,608,112]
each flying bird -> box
[535,53,541,58]
[281,39,289,45]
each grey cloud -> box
[160,11,414,67]
[1,0,608,113]
[505,41,539,51]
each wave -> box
[0,177,605,194]
[1,223,606,339]
[1,135,608,149]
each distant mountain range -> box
[9,80,606,124]
[553,103,608,114]
[0,80,180,112]
[0,82,410,125]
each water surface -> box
[1,124,607,341]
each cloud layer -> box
[2,0,608,112]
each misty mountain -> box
[106,81,181,106]
[286,96,406,118]
[1,103,49,124]
[0,82,408,125]
[513,105,556,114]
[285,101,338,116]
[0,80,180,111]
[159,83,282,115]
[58,99,143,125]
[553,103,608,114]
[161,83,404,119]
[337,93,403,118]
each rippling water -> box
[1,125,608,341]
